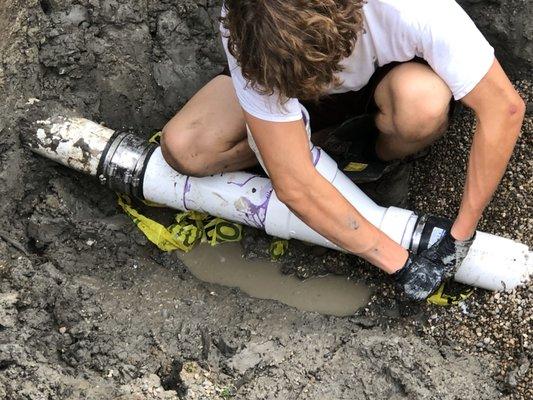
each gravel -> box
[266,79,532,399]
[410,79,532,400]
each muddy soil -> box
[0,1,531,399]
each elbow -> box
[507,94,526,127]
[272,176,310,207]
[270,163,319,207]
[507,95,526,144]
[489,93,526,142]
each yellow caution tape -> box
[117,194,193,252]
[149,131,162,144]
[118,195,244,252]
[427,281,474,306]
[204,217,243,245]
[343,162,368,172]
[270,239,289,261]
[166,211,206,249]
[119,193,286,257]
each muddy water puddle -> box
[179,243,371,316]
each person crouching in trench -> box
[159,0,525,301]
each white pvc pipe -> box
[143,147,531,291]
[447,232,530,291]
[26,116,532,292]
[29,116,115,175]
[143,147,417,248]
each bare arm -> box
[245,112,409,273]
[451,59,526,240]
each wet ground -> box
[180,242,371,317]
[0,1,531,399]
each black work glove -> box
[394,231,476,301]
[424,230,476,278]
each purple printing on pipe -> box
[227,175,259,187]
[236,187,273,229]
[182,176,192,210]
[312,146,321,166]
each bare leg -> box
[373,62,453,161]
[161,75,257,177]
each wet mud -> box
[180,242,371,317]
[0,1,531,399]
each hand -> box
[394,231,476,301]
[424,230,476,278]
[393,251,447,301]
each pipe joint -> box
[97,132,156,198]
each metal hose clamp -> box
[410,214,427,254]
[97,132,156,198]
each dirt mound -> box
[0,1,531,399]
[459,0,532,77]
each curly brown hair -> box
[221,0,365,102]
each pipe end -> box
[21,101,115,176]
[20,100,80,151]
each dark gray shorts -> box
[219,58,456,133]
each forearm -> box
[452,104,524,239]
[277,169,408,273]
[244,112,408,273]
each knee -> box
[392,97,450,142]
[160,122,210,177]
[388,65,451,142]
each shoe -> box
[320,114,399,183]
[358,162,412,208]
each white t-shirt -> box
[221,0,494,123]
